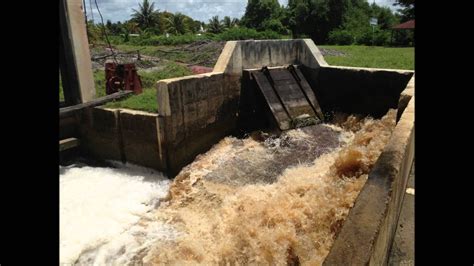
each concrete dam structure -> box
[60,39,414,265]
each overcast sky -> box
[85,0,398,23]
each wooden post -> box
[59,0,96,104]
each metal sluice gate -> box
[248,65,324,131]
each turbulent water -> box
[59,162,177,265]
[143,109,398,265]
[60,109,397,265]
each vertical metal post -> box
[372,25,375,46]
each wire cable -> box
[94,0,118,63]
[89,0,94,23]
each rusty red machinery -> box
[189,65,214,75]
[105,63,143,95]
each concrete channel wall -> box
[157,72,241,176]
[304,65,414,118]
[213,39,328,74]
[324,76,415,265]
[78,107,167,170]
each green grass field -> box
[320,45,414,70]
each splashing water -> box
[143,109,397,265]
[59,162,176,265]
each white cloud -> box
[85,0,398,24]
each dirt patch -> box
[319,48,347,57]
[89,41,226,71]
[90,47,162,70]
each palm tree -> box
[222,16,232,29]
[124,21,140,34]
[166,13,187,35]
[222,16,239,29]
[131,0,159,30]
[208,16,223,34]
[231,18,240,27]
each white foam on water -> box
[60,162,175,265]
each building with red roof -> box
[392,20,415,30]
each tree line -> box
[239,0,414,45]
[88,0,414,46]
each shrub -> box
[356,28,391,46]
[257,30,282,40]
[261,19,288,35]
[217,27,281,41]
[328,30,354,45]
[129,33,211,46]
[101,28,283,47]
[393,30,414,46]
[373,30,390,46]
[217,27,260,40]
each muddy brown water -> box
[142,110,397,265]
[205,125,343,186]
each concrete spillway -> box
[59,39,415,265]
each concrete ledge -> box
[325,65,414,74]
[324,95,415,265]
[212,39,328,76]
[59,138,79,151]
[213,41,238,74]
[157,71,225,84]
[299,39,328,67]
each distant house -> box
[392,20,415,30]
[391,20,415,46]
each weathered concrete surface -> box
[78,107,123,161]
[324,95,415,265]
[213,41,240,75]
[77,107,168,172]
[62,0,96,102]
[213,39,327,75]
[119,109,167,170]
[60,114,78,140]
[397,75,415,122]
[388,162,414,266]
[305,65,414,118]
[157,72,241,176]
[299,39,329,68]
